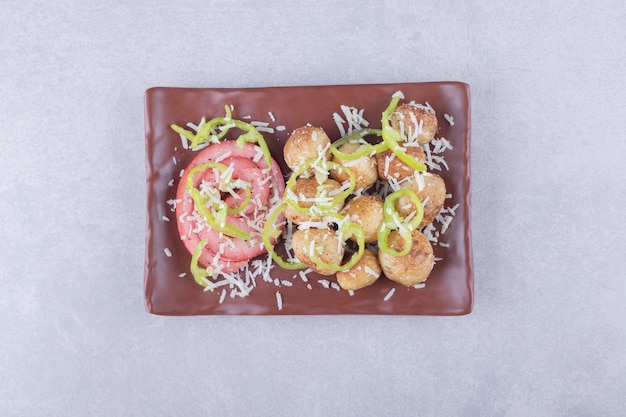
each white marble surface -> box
[1,1,625,416]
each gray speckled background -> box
[1,1,624,416]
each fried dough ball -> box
[336,249,381,291]
[291,228,344,276]
[283,177,344,225]
[374,147,426,181]
[378,229,434,286]
[396,173,447,228]
[340,195,384,243]
[391,103,438,145]
[330,143,378,190]
[283,126,331,172]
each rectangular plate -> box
[144,82,473,315]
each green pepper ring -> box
[381,94,428,173]
[284,159,356,215]
[262,202,307,270]
[306,213,366,272]
[186,161,252,241]
[329,128,387,161]
[378,188,425,257]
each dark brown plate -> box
[144,82,473,315]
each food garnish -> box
[171,110,285,290]
[168,91,456,302]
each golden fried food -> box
[278,94,451,290]
[330,142,378,189]
[283,177,345,225]
[283,126,331,172]
[291,228,345,275]
[391,103,438,145]
[396,172,446,227]
[340,195,384,243]
[378,229,434,286]
[374,147,426,181]
[336,249,381,290]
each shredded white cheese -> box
[383,288,396,301]
[317,279,330,289]
[276,291,283,311]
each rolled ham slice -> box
[176,141,285,273]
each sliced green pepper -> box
[384,188,424,230]
[329,129,387,161]
[190,239,213,287]
[381,94,427,172]
[377,222,413,257]
[306,213,365,272]
[186,162,251,241]
[262,202,307,270]
[170,106,273,167]
[284,160,356,215]
[377,188,424,257]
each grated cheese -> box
[215,151,232,163]
[299,269,312,282]
[333,113,346,137]
[219,123,236,131]
[383,288,396,301]
[432,155,449,171]
[276,291,283,310]
[333,104,371,136]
